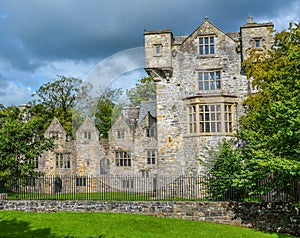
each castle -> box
[38,17,274,181]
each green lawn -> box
[8,191,150,201]
[0,211,296,238]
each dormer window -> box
[117,130,125,139]
[84,131,92,140]
[49,131,60,138]
[146,127,156,138]
[199,36,215,55]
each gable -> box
[75,117,100,142]
[44,117,67,138]
[77,117,98,133]
[109,115,132,135]
[180,18,237,46]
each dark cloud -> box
[0,0,299,105]
[1,0,298,70]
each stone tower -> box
[144,30,173,82]
[144,17,274,176]
[240,16,274,62]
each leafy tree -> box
[126,76,155,106]
[0,106,53,188]
[203,139,244,200]
[94,88,123,139]
[240,22,300,178]
[31,75,91,136]
[206,23,300,201]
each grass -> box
[6,192,151,201]
[6,191,264,202]
[0,211,296,238]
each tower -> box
[240,16,274,62]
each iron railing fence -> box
[0,175,299,202]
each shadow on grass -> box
[0,219,53,238]
[0,218,107,238]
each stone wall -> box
[0,200,299,236]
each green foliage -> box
[204,139,244,200]
[0,106,53,183]
[31,75,91,136]
[240,23,300,184]
[126,76,155,106]
[206,23,300,202]
[95,88,123,139]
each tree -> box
[0,106,53,188]
[126,76,155,106]
[203,139,244,200]
[240,22,300,173]
[31,75,91,136]
[206,23,300,201]
[94,88,123,139]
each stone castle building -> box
[38,17,274,181]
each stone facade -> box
[39,16,274,179]
[144,16,273,176]
[40,117,106,178]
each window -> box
[198,71,221,90]
[26,157,39,169]
[146,127,156,138]
[188,106,197,133]
[76,177,87,186]
[199,36,215,55]
[147,150,156,165]
[117,130,125,139]
[142,171,149,178]
[100,159,110,175]
[224,104,233,133]
[84,131,91,140]
[199,105,221,133]
[255,39,260,48]
[154,44,162,55]
[115,151,131,167]
[55,153,71,169]
[123,180,134,189]
[26,178,36,186]
[188,104,234,134]
[33,157,39,169]
[49,131,60,138]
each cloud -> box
[0,0,299,106]
[86,47,145,95]
[0,58,97,106]
[0,75,32,106]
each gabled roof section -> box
[109,114,132,133]
[138,111,157,128]
[45,117,65,133]
[77,117,98,132]
[138,101,156,123]
[179,17,237,45]
[44,117,67,139]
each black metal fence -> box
[0,175,299,202]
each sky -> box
[0,0,299,106]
